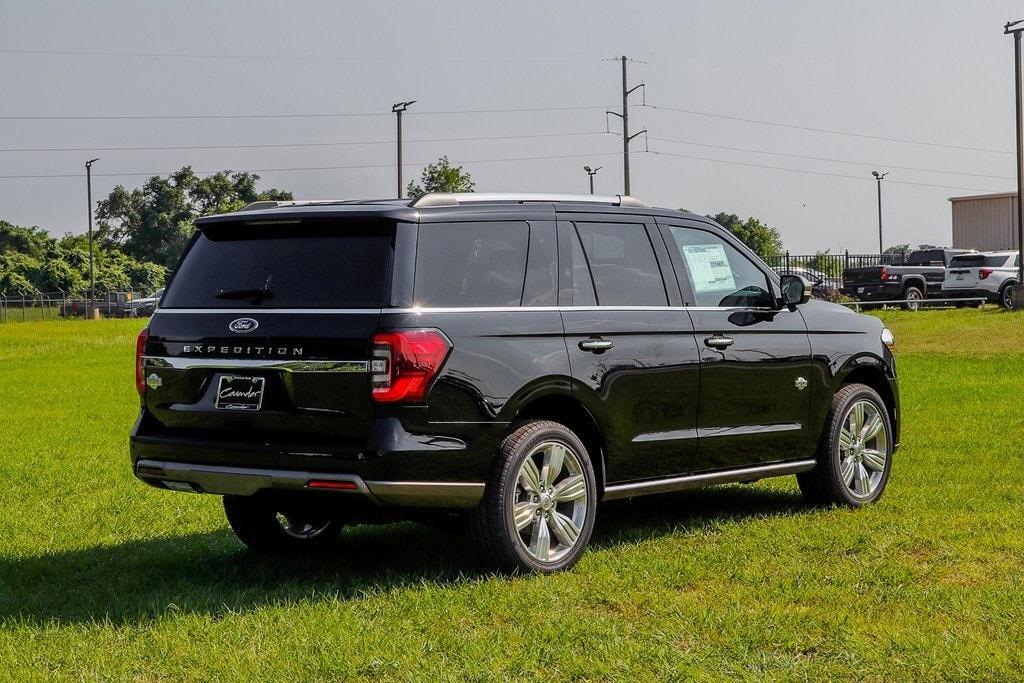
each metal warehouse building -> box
[949,192,1020,250]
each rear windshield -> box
[949,254,1013,268]
[162,220,393,309]
[906,250,945,266]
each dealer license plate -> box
[215,375,265,411]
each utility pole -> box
[392,100,416,198]
[85,158,99,318]
[583,166,602,194]
[606,57,646,195]
[872,170,889,253]
[1006,20,1024,302]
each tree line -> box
[0,156,786,296]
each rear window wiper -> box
[215,278,274,303]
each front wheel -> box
[798,383,893,507]
[465,420,597,574]
[223,495,343,553]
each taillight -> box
[135,328,149,395]
[371,329,452,404]
[879,267,889,281]
[979,268,994,280]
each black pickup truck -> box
[842,248,975,310]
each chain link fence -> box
[0,290,146,323]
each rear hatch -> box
[141,217,394,458]
[945,253,1009,290]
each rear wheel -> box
[1000,284,1015,310]
[223,495,343,553]
[901,286,923,311]
[798,383,893,507]
[465,420,597,574]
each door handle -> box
[704,335,734,350]
[579,338,614,353]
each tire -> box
[901,286,924,311]
[223,495,343,553]
[999,284,1016,310]
[465,420,597,574]
[797,383,894,507]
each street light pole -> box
[1006,20,1024,296]
[392,100,416,198]
[872,170,889,253]
[85,158,99,317]
[583,166,602,194]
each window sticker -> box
[681,244,736,293]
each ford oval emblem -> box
[228,317,259,334]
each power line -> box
[644,103,1014,155]
[649,135,1016,180]
[0,130,610,153]
[0,105,609,121]
[644,149,1003,193]
[0,47,588,63]
[0,151,622,180]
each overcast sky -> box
[1,0,1021,252]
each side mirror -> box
[780,274,812,310]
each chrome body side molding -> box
[143,356,369,373]
[602,459,817,501]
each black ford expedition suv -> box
[131,193,900,573]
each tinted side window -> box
[574,222,667,306]
[667,226,775,308]
[414,222,529,307]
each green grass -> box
[2,310,1023,680]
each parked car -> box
[125,288,164,317]
[773,265,840,299]
[842,248,975,310]
[942,251,1020,309]
[131,193,900,574]
[60,292,129,318]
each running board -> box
[602,459,817,501]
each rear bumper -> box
[130,410,503,507]
[134,458,485,508]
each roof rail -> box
[237,200,344,212]
[409,192,646,209]
[239,200,292,211]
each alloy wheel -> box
[838,399,889,498]
[511,441,589,563]
[906,290,922,311]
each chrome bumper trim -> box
[602,459,817,501]
[143,356,368,373]
[134,459,485,508]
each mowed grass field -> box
[1,309,1023,680]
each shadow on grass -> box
[0,485,805,625]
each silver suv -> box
[942,251,1020,309]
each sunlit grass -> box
[1,312,1022,680]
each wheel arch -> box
[901,276,926,294]
[508,393,607,496]
[837,361,898,444]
